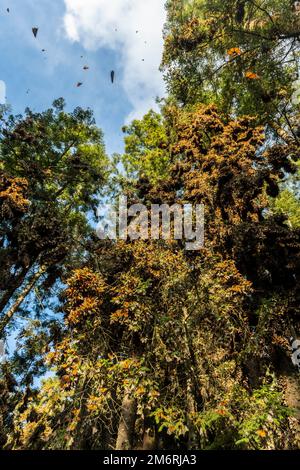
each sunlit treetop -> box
[162,0,300,135]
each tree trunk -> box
[0,265,46,337]
[71,374,89,450]
[186,378,197,449]
[135,415,157,450]
[278,351,300,448]
[0,265,32,314]
[115,389,137,450]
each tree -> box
[0,99,109,336]
[120,110,170,185]
[6,106,299,450]
[162,0,300,142]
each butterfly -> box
[245,71,260,80]
[32,27,39,38]
[227,47,242,56]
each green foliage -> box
[0,99,109,335]
[162,0,300,136]
[272,189,300,227]
[1,98,108,210]
[192,375,290,450]
[271,162,300,228]
[121,110,170,184]
[235,378,291,449]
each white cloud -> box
[63,0,166,122]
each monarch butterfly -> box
[32,27,39,38]
[245,71,260,80]
[227,47,242,56]
[257,430,267,438]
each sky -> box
[0,0,166,155]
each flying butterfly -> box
[32,27,39,38]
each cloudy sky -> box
[0,0,166,154]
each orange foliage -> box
[63,268,107,326]
[0,172,29,217]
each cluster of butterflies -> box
[227,48,260,80]
[5,7,116,88]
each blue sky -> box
[0,0,166,155]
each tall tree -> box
[0,99,109,336]
[162,0,300,142]
[6,106,299,450]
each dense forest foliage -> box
[0,0,300,450]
